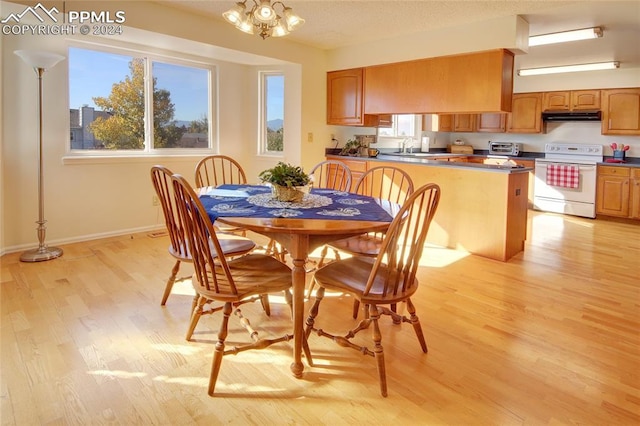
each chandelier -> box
[223,0,305,39]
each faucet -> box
[401,137,413,154]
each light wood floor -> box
[1,211,638,425]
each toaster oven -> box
[488,141,521,156]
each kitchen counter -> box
[325,153,529,261]
[599,157,640,167]
[374,154,533,172]
[327,153,533,173]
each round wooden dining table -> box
[216,202,398,378]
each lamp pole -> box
[15,50,65,262]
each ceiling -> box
[158,0,640,70]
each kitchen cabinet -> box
[507,93,543,133]
[472,156,534,207]
[376,114,393,128]
[453,114,476,132]
[476,113,507,132]
[543,90,601,111]
[422,114,453,131]
[325,155,529,261]
[596,166,632,218]
[426,113,504,133]
[365,49,514,114]
[326,68,389,127]
[631,169,640,219]
[601,88,640,135]
[327,68,364,126]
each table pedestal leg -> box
[286,232,309,379]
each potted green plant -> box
[340,138,364,156]
[258,162,312,202]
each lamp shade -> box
[223,2,245,24]
[14,50,65,70]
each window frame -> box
[66,42,217,158]
[377,114,420,139]
[258,70,285,157]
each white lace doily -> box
[246,193,333,209]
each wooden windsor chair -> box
[171,174,294,396]
[309,160,352,192]
[303,183,441,397]
[195,155,286,261]
[315,165,414,318]
[151,165,257,308]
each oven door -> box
[533,160,598,217]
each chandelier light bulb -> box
[254,0,276,22]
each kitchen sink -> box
[383,152,436,157]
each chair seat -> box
[199,254,292,302]
[329,234,383,257]
[313,257,419,305]
[169,233,255,260]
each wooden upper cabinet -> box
[601,88,640,135]
[437,115,453,132]
[476,113,506,132]
[365,49,514,114]
[453,114,476,132]
[327,68,365,125]
[543,91,570,110]
[507,93,543,133]
[543,90,600,111]
[377,114,393,127]
[422,114,453,132]
[572,90,601,110]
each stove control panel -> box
[544,143,603,156]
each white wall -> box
[1,0,328,254]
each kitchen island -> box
[326,154,531,261]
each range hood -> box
[542,110,602,121]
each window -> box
[260,72,284,154]
[377,114,418,138]
[68,46,213,153]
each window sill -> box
[62,152,213,165]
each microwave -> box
[489,141,521,156]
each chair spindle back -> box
[195,155,247,188]
[364,183,440,298]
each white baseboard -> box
[0,225,166,258]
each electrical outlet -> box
[307,132,314,143]
[152,195,160,206]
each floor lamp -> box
[15,50,65,262]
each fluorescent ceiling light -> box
[518,61,619,76]
[529,27,602,46]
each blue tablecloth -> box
[199,184,394,222]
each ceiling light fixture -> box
[528,27,602,47]
[518,61,619,76]
[223,0,304,39]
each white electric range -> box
[533,143,603,218]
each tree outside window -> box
[262,72,284,153]
[69,47,211,152]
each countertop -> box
[326,148,640,169]
[599,157,640,168]
[326,153,532,173]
